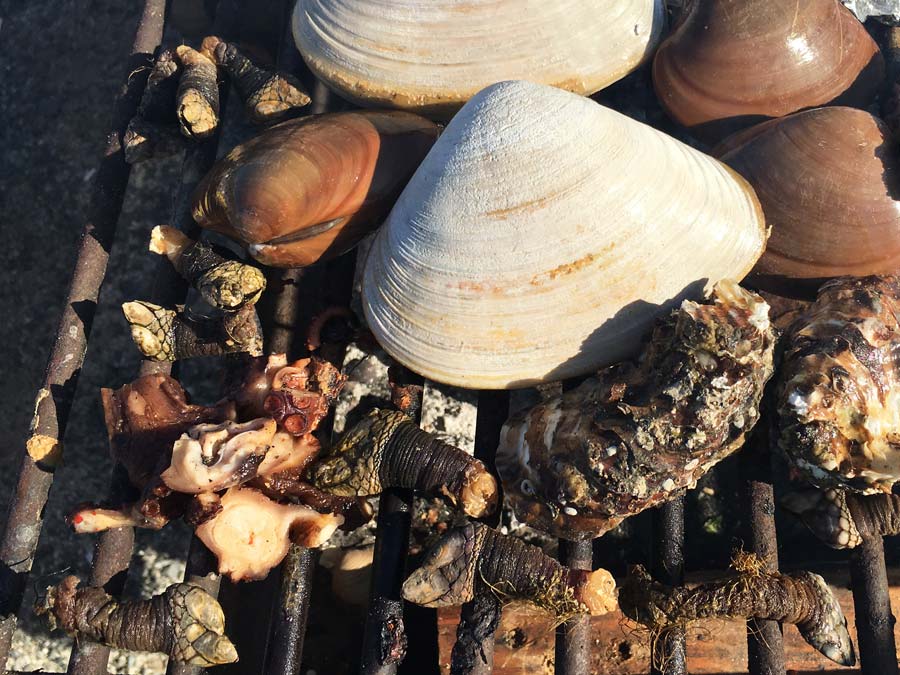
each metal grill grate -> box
[1,1,898,674]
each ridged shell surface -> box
[291,0,665,118]
[653,0,883,142]
[362,81,767,389]
[718,107,900,298]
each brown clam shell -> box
[717,107,900,298]
[191,111,440,267]
[653,0,884,142]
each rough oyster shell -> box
[777,276,900,494]
[362,80,767,389]
[495,281,776,539]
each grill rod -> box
[743,426,786,675]
[0,0,166,670]
[851,535,899,675]
[555,539,593,675]
[650,499,686,675]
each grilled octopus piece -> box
[777,275,900,494]
[496,280,777,539]
[37,576,237,666]
[402,522,616,618]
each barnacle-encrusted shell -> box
[362,80,767,389]
[652,0,883,142]
[291,0,665,118]
[192,111,439,267]
[496,281,776,539]
[777,276,900,494]
[718,107,900,299]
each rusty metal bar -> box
[447,390,509,675]
[651,498,687,675]
[851,535,899,675]
[555,539,593,675]
[742,433,786,675]
[0,1,167,670]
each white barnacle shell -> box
[362,81,767,389]
[291,0,665,118]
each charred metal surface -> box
[651,499,686,675]
[555,539,593,675]
[0,0,167,670]
[361,489,413,675]
[851,535,899,675]
[263,544,316,675]
[447,389,509,675]
[450,591,501,675]
[742,427,786,675]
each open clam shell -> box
[717,107,900,298]
[291,0,665,118]
[653,0,883,142]
[361,80,767,389]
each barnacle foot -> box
[620,560,854,666]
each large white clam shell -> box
[291,0,665,117]
[362,81,767,389]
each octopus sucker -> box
[777,276,900,493]
[496,280,776,539]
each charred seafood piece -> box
[37,576,237,666]
[124,49,185,163]
[191,110,440,267]
[150,226,266,310]
[496,280,776,539]
[310,408,498,518]
[161,418,278,493]
[101,373,231,489]
[783,487,900,549]
[212,40,310,123]
[402,522,616,618]
[234,353,346,430]
[362,80,766,389]
[777,276,900,493]
[194,487,343,581]
[620,556,855,666]
[717,108,900,298]
[175,42,220,140]
[292,0,664,119]
[652,0,883,142]
[123,301,263,361]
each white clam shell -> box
[291,0,665,117]
[362,81,766,390]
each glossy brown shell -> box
[191,111,440,267]
[718,107,900,298]
[653,0,884,142]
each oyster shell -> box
[777,276,900,494]
[362,80,767,389]
[495,281,776,539]
[291,0,665,118]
